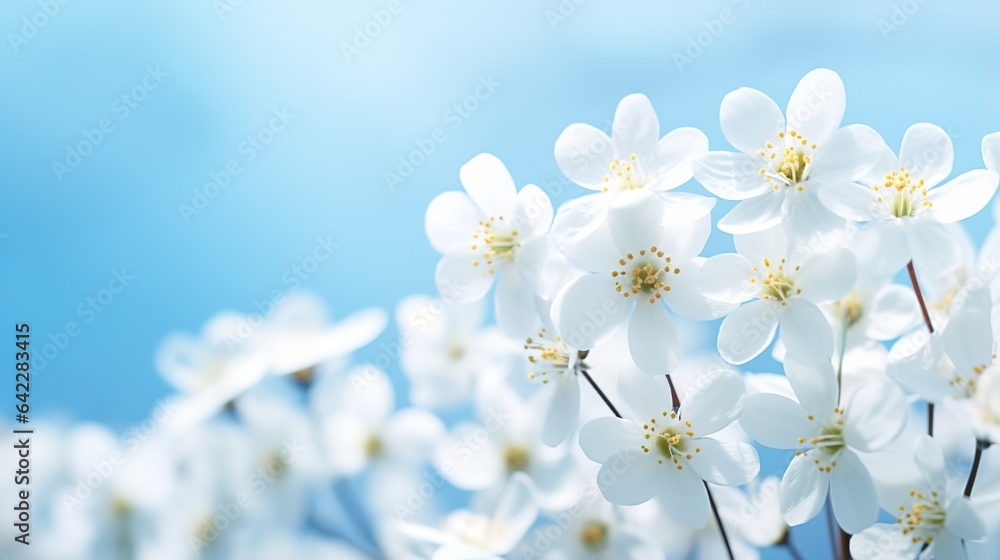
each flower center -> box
[834,293,864,327]
[638,411,701,470]
[444,512,504,549]
[579,521,609,550]
[611,247,678,304]
[948,362,988,399]
[759,130,816,191]
[872,167,931,218]
[472,216,520,273]
[896,488,946,545]
[752,258,801,306]
[794,408,846,472]
[602,153,644,192]
[525,329,571,384]
[503,445,530,471]
[364,435,382,457]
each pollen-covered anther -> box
[603,153,646,192]
[612,249,675,303]
[472,215,520,272]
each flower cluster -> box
[16,70,1000,560]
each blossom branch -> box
[906,260,936,436]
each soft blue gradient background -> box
[2,1,998,556]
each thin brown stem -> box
[965,440,990,497]
[839,528,851,560]
[906,261,936,437]
[706,481,736,560]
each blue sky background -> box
[1,1,998,556]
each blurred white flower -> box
[823,123,999,276]
[703,225,856,365]
[426,153,553,338]
[693,68,881,246]
[528,496,664,560]
[397,294,516,409]
[740,358,907,533]
[553,189,731,375]
[578,368,758,527]
[400,473,538,560]
[850,436,986,559]
[312,366,444,477]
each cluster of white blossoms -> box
[15,70,1000,560]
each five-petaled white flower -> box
[821,123,1000,276]
[426,153,553,338]
[578,368,759,527]
[693,68,882,246]
[703,225,856,365]
[740,358,907,534]
[553,189,733,375]
[552,93,712,269]
[850,435,986,559]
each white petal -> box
[555,123,617,189]
[646,127,708,191]
[627,303,681,375]
[459,153,517,217]
[426,191,483,254]
[850,524,916,560]
[734,223,789,263]
[699,253,758,303]
[541,376,581,447]
[927,169,1000,223]
[718,193,785,234]
[780,301,834,364]
[612,94,660,159]
[617,360,674,421]
[829,449,878,534]
[945,497,986,541]
[491,473,538,553]
[899,123,954,188]
[433,545,497,560]
[784,357,838,417]
[809,124,885,181]
[913,434,945,488]
[688,439,759,486]
[904,217,962,274]
[494,267,538,339]
[579,416,644,463]
[434,424,503,490]
[382,408,446,464]
[842,380,907,451]
[692,151,770,200]
[984,131,1000,172]
[817,181,882,222]
[682,368,746,436]
[796,248,857,303]
[435,252,495,303]
[930,532,966,560]
[550,193,618,272]
[720,87,785,154]
[854,220,911,278]
[786,69,845,144]
[553,274,629,350]
[656,192,715,259]
[865,284,920,341]
[661,261,740,320]
[655,465,710,527]
[941,286,994,378]
[782,188,846,249]
[512,184,554,239]
[596,455,659,506]
[780,453,830,526]
[608,189,667,253]
[740,393,812,449]
[718,299,780,365]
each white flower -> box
[822,123,1000,276]
[522,328,583,447]
[433,383,576,509]
[578,368,759,527]
[312,366,444,477]
[850,436,986,559]
[740,358,907,534]
[522,497,663,560]
[551,93,710,269]
[693,68,881,245]
[703,225,856,365]
[426,153,553,338]
[983,131,1000,220]
[553,189,733,375]
[256,292,387,381]
[397,294,515,408]
[400,473,538,560]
